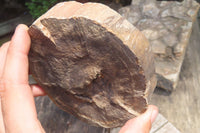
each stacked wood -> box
[28,1,156,128]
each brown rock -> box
[28,1,156,128]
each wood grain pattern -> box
[35,96,109,133]
[32,11,200,133]
[29,1,156,128]
[34,95,180,133]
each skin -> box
[0,24,158,133]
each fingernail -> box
[12,24,28,41]
[16,24,29,31]
[151,109,158,123]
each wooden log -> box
[28,1,156,128]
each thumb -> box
[119,105,158,133]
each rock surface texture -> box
[119,0,200,91]
[28,1,156,128]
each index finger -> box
[0,24,43,132]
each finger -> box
[30,84,46,97]
[3,25,30,84]
[0,42,10,77]
[0,24,44,132]
[0,42,10,133]
[119,105,158,133]
[0,101,5,133]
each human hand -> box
[120,105,158,133]
[0,24,46,133]
[0,24,158,133]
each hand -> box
[120,105,158,133]
[0,24,158,133]
[0,24,46,133]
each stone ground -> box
[119,0,200,91]
[151,20,200,133]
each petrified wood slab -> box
[34,95,181,133]
[35,96,109,133]
[119,0,200,91]
[28,1,156,128]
